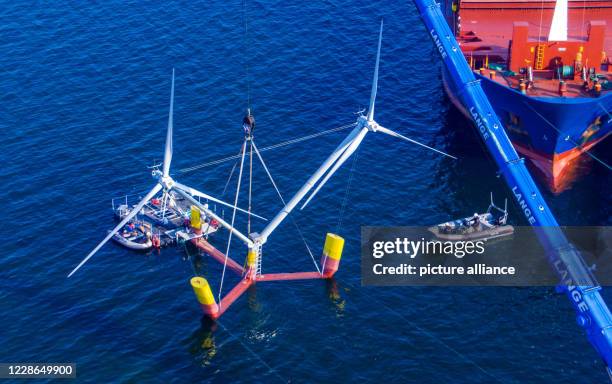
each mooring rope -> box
[217,322,286,383]
[218,141,247,303]
[248,139,254,235]
[252,141,321,274]
[242,0,251,111]
[177,123,356,174]
[335,146,360,234]
[342,281,511,383]
[522,101,612,171]
[598,102,612,124]
[221,147,243,197]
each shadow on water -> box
[189,317,219,367]
[186,276,348,373]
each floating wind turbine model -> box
[68,69,264,278]
[69,21,455,320]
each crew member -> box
[471,213,480,228]
[243,109,255,138]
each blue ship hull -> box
[442,68,611,192]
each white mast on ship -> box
[548,0,568,41]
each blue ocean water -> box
[1,1,611,383]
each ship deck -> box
[479,68,609,97]
[456,1,612,97]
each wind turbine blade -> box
[376,126,457,160]
[68,183,163,278]
[301,128,369,210]
[173,187,254,247]
[163,69,175,177]
[173,181,267,221]
[367,19,383,122]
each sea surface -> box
[1,1,611,383]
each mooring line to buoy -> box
[252,141,321,274]
[218,141,247,304]
[345,282,512,384]
[335,146,360,234]
[177,123,357,174]
[522,101,611,171]
[217,322,287,383]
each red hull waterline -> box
[513,135,609,193]
[442,73,609,193]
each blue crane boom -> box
[411,0,612,374]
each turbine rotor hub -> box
[160,176,174,189]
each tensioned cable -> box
[345,282,511,383]
[218,141,247,303]
[217,322,286,383]
[522,101,612,170]
[336,146,360,234]
[580,0,586,39]
[248,140,254,235]
[210,278,504,383]
[242,0,251,111]
[222,147,244,197]
[252,141,321,274]
[168,192,185,217]
[177,123,356,174]
[598,103,612,124]
[537,0,545,43]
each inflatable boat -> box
[111,222,153,251]
[429,194,514,241]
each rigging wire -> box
[243,0,251,111]
[522,101,612,170]
[218,140,247,303]
[222,147,244,197]
[537,0,545,43]
[580,0,586,39]
[335,146,360,234]
[598,102,612,124]
[217,322,286,383]
[252,141,321,274]
[339,280,511,383]
[248,139,254,235]
[177,123,356,174]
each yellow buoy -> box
[247,248,257,268]
[190,276,219,317]
[190,205,201,230]
[321,233,344,277]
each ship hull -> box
[442,68,611,192]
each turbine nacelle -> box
[356,115,380,132]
